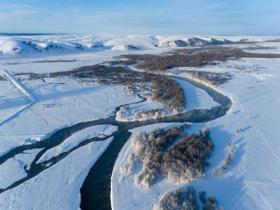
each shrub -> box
[154,186,198,210]
[214,144,235,176]
[122,127,213,189]
[162,130,213,183]
[151,77,185,112]
[186,71,232,85]
[154,187,221,210]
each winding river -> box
[79,76,232,210]
[0,71,231,210]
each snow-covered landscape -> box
[0,33,280,210]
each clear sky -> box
[0,0,279,35]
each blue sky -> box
[0,0,279,35]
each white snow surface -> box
[0,158,27,189]
[176,78,219,110]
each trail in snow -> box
[0,70,37,126]
[0,104,33,127]
[0,70,36,103]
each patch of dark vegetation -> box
[163,130,213,183]
[186,71,232,85]
[32,59,77,63]
[155,186,198,210]
[154,186,222,210]
[151,77,185,111]
[0,76,6,81]
[224,63,265,73]
[120,46,280,71]
[49,65,145,87]
[136,52,219,70]
[104,58,136,66]
[123,127,213,189]
[243,46,278,51]
[17,65,144,86]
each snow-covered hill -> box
[0,34,270,58]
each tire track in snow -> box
[239,104,280,164]
[0,70,37,126]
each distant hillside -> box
[0,34,268,58]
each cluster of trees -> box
[163,130,213,183]
[132,127,184,189]
[151,77,185,112]
[135,50,230,71]
[122,127,213,189]
[186,71,232,85]
[154,186,197,210]
[32,59,76,63]
[199,191,220,210]
[154,186,221,210]
[120,45,280,72]
[47,64,146,89]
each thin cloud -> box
[0,4,39,20]
[0,0,279,35]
